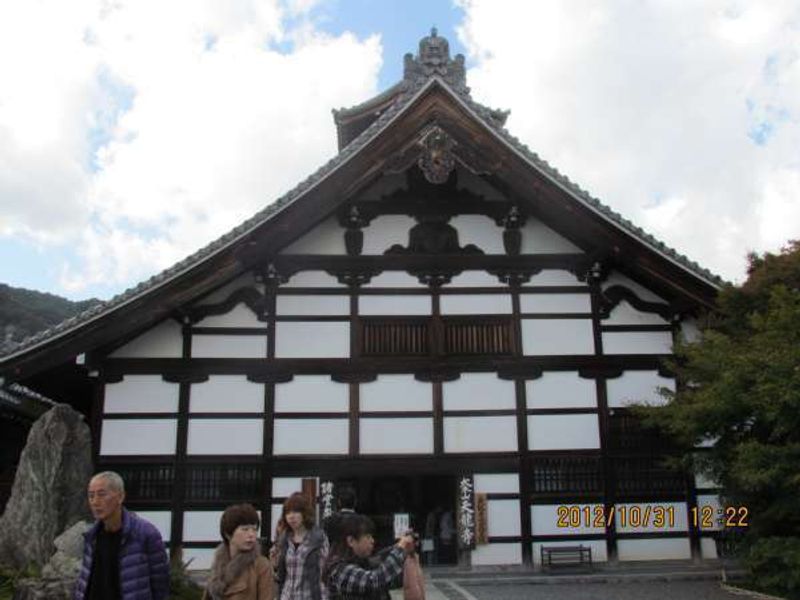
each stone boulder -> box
[41,520,90,579]
[0,404,92,569]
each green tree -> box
[641,241,800,598]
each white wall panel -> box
[617,538,691,561]
[450,215,504,254]
[280,217,345,254]
[487,500,521,536]
[443,374,515,410]
[362,216,416,254]
[282,271,343,288]
[100,419,177,455]
[615,502,688,533]
[607,371,675,408]
[195,303,265,328]
[444,416,517,453]
[522,319,594,355]
[532,541,607,566]
[526,372,596,409]
[605,301,669,326]
[681,318,701,343]
[520,219,582,253]
[528,270,583,286]
[276,295,349,316]
[531,504,605,536]
[190,376,264,413]
[273,419,349,455]
[472,543,522,566]
[360,376,431,412]
[184,510,223,542]
[192,335,267,359]
[270,503,283,541]
[700,537,718,559]
[104,376,179,414]
[187,419,263,455]
[183,548,215,570]
[474,474,519,494]
[110,320,183,358]
[528,414,600,450]
[603,273,666,303]
[272,477,305,498]
[360,418,433,454]
[275,322,349,358]
[439,294,511,315]
[359,295,430,315]
[696,495,723,531]
[449,271,505,287]
[363,271,423,288]
[275,376,349,413]
[520,294,591,313]
[602,331,673,355]
[135,511,172,542]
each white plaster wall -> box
[617,538,692,561]
[276,295,349,316]
[439,294,512,314]
[450,215,504,254]
[270,504,283,540]
[522,319,595,355]
[528,270,583,286]
[520,218,583,253]
[694,470,720,490]
[135,511,171,542]
[606,371,675,408]
[602,331,673,355]
[486,500,521,536]
[110,320,183,358]
[282,271,343,288]
[274,322,350,358]
[528,414,600,450]
[190,376,264,413]
[696,495,723,531]
[526,372,596,409]
[680,317,702,343]
[531,504,605,536]
[700,537,718,559]
[195,303,265,328]
[184,510,224,541]
[186,419,263,455]
[449,271,505,287]
[104,376,179,413]
[275,376,349,413]
[442,374,515,410]
[358,295,431,315]
[614,502,688,533]
[471,543,522,566]
[360,418,433,454]
[363,271,423,288]
[192,334,267,359]
[532,540,607,566]
[273,419,349,454]
[100,419,177,455]
[183,548,215,570]
[362,215,416,254]
[444,416,517,453]
[520,294,591,313]
[272,477,305,498]
[193,274,257,305]
[474,474,519,494]
[280,217,345,254]
[360,376,432,412]
[603,273,666,303]
[605,301,669,326]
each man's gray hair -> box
[92,471,125,494]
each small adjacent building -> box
[0,30,724,569]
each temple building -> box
[0,30,724,569]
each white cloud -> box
[457,0,800,282]
[0,0,382,293]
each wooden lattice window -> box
[443,317,513,355]
[110,464,175,502]
[185,464,262,501]
[362,318,430,356]
[613,456,685,495]
[530,456,603,494]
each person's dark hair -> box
[278,492,316,532]
[322,513,374,581]
[220,503,260,544]
[337,488,357,511]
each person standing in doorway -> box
[74,471,170,600]
[438,509,455,564]
[273,492,329,600]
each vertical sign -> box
[457,475,475,550]
[394,513,410,539]
[320,480,335,520]
[475,493,489,545]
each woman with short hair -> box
[273,492,329,600]
[203,503,274,600]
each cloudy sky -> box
[1,0,798,300]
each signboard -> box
[394,513,410,539]
[320,480,335,520]
[456,475,475,549]
[475,493,488,545]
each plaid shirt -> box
[279,533,329,600]
[327,547,405,600]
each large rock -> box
[41,520,91,579]
[0,404,92,569]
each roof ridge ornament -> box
[404,27,469,95]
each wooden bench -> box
[540,545,593,570]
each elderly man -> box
[74,471,170,600]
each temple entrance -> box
[334,475,458,565]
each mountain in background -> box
[0,284,102,354]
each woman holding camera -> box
[323,514,416,600]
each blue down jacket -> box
[74,508,170,600]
